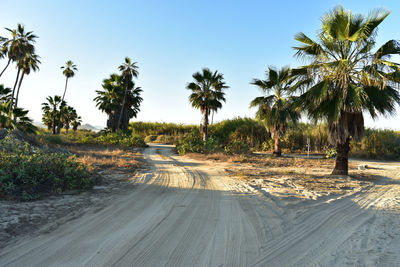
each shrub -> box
[176,129,204,155]
[325,148,337,159]
[0,134,95,200]
[46,130,147,148]
[351,129,400,159]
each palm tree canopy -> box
[250,66,301,137]
[3,24,37,63]
[20,53,40,74]
[292,5,400,144]
[118,57,139,82]
[61,60,78,78]
[187,68,228,115]
[94,73,143,119]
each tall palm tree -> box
[94,73,142,132]
[293,6,400,174]
[117,57,139,131]
[14,52,40,108]
[250,66,301,156]
[42,95,63,135]
[2,24,37,111]
[60,60,77,101]
[58,60,77,133]
[187,68,228,142]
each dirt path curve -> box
[1,144,400,266]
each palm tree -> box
[187,68,228,142]
[0,85,36,133]
[61,105,77,134]
[250,66,301,156]
[71,115,82,133]
[58,60,77,133]
[42,95,64,135]
[292,6,400,175]
[1,24,37,111]
[14,52,40,108]
[117,57,139,131]
[60,60,77,101]
[94,73,143,132]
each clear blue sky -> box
[1,0,400,129]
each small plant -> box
[325,148,337,159]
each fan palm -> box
[61,105,77,134]
[94,73,142,132]
[293,6,400,174]
[71,115,82,132]
[58,61,77,133]
[14,52,40,108]
[117,57,139,130]
[187,68,228,142]
[1,24,37,111]
[60,60,77,101]
[42,95,64,135]
[0,101,36,133]
[250,66,301,156]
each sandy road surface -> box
[1,144,400,266]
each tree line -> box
[186,6,400,175]
[0,6,399,176]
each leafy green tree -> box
[293,6,400,174]
[42,95,64,135]
[187,68,228,142]
[94,73,143,132]
[14,52,40,108]
[117,57,139,130]
[250,66,301,156]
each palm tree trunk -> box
[211,110,214,125]
[62,77,68,101]
[57,77,69,134]
[273,136,281,156]
[14,71,25,109]
[331,138,350,175]
[0,58,11,78]
[117,85,128,131]
[9,66,22,115]
[203,107,209,143]
[52,116,56,135]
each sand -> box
[1,144,399,266]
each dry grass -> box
[66,145,143,171]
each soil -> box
[1,145,400,266]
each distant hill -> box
[79,124,103,132]
[33,121,103,132]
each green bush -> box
[40,135,66,145]
[131,121,197,136]
[47,130,147,148]
[176,129,204,155]
[325,148,337,159]
[351,129,400,159]
[0,134,95,200]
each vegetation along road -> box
[1,144,400,266]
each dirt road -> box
[1,144,400,266]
